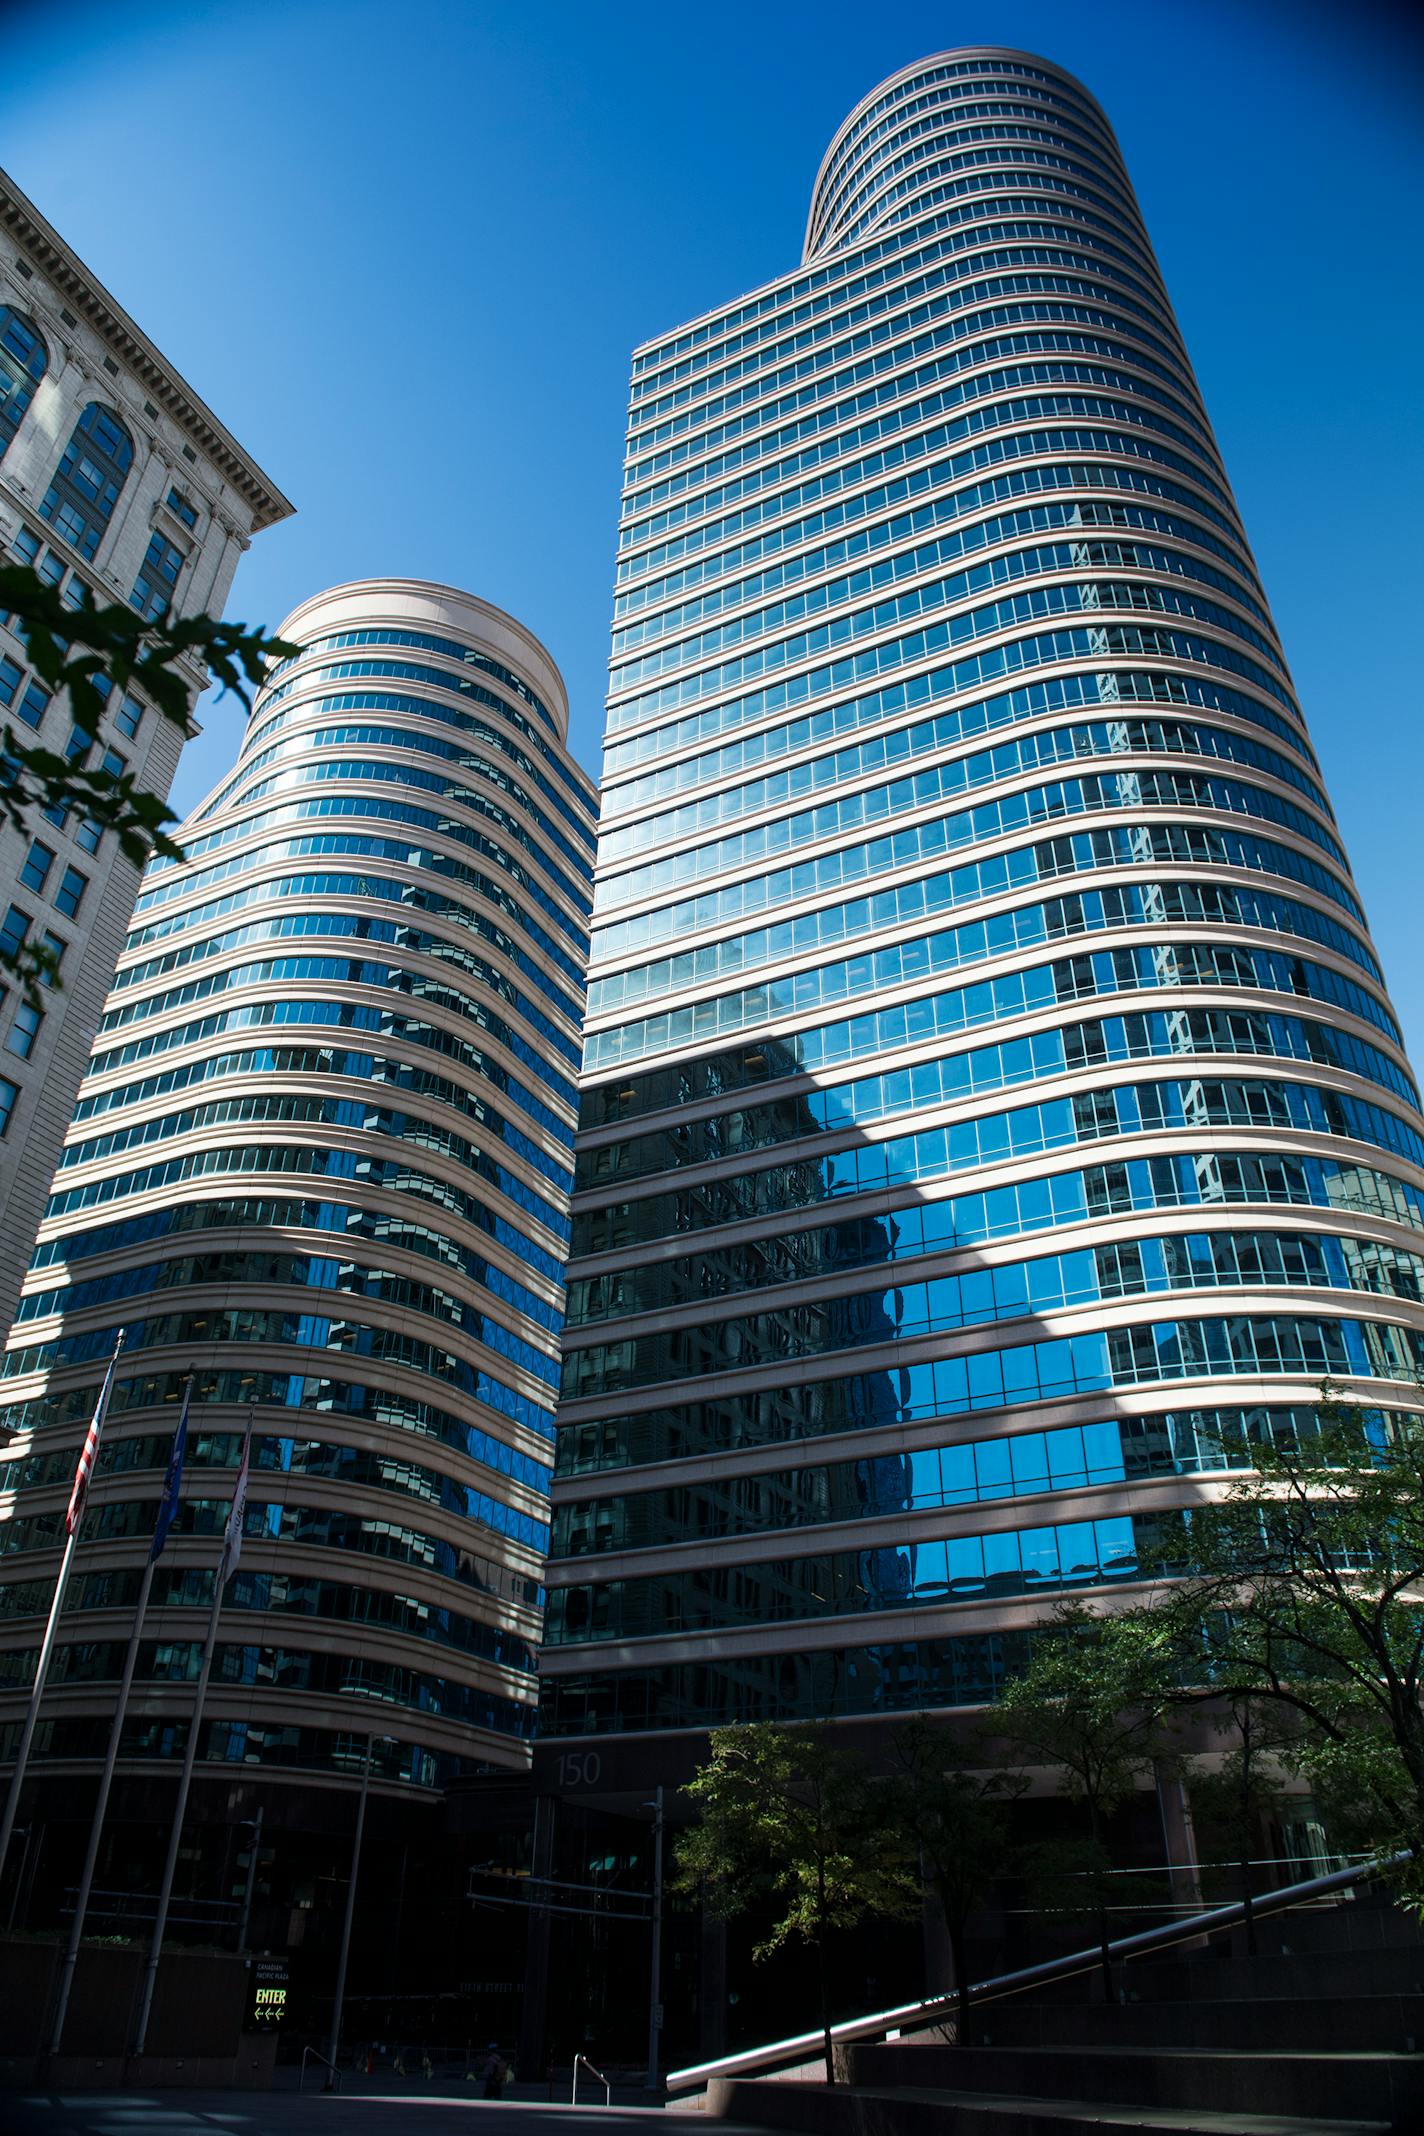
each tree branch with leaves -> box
[891,1714,1024,2043]
[673,1722,918,2083]
[0,560,295,999]
[1148,1393,1424,1906]
[993,1604,1176,1999]
[1185,1694,1295,1954]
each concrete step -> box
[845,2042,1424,2126]
[1246,1902,1424,1960]
[1117,1945,1424,2005]
[703,2076,1394,2136]
[967,1994,1424,2055]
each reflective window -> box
[129,530,183,620]
[18,841,53,895]
[76,1016,572,1168]
[562,1229,1424,1399]
[44,1133,571,1257]
[2,1306,559,1449]
[558,1316,1413,1464]
[0,906,30,962]
[17,1239,563,1384]
[39,403,135,559]
[8,677,50,732]
[266,626,565,738]
[569,1151,1424,1315]
[581,1064,1424,1201]
[5,1001,41,1061]
[53,865,87,919]
[0,1359,552,1504]
[0,307,46,457]
[554,1400,1372,1520]
[598,707,1328,909]
[548,1508,1172,1642]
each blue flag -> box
[149,1382,191,1562]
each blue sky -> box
[4,0,1423,1045]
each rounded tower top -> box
[273,576,571,744]
[803,46,1120,264]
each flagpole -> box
[48,1372,194,2059]
[132,1404,253,2059]
[47,1555,155,2057]
[0,1525,82,1887]
[0,1331,126,1894]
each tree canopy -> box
[891,1714,1023,2041]
[674,1721,917,2080]
[993,1603,1177,1995]
[1151,1396,1424,1903]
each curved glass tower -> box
[0,581,595,1831]
[543,50,1424,1736]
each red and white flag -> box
[216,1418,253,1589]
[65,1333,124,1537]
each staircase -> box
[702,1894,1424,2135]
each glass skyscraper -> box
[541,49,1424,1739]
[0,582,594,1888]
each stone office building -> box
[0,165,292,1335]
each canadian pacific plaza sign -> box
[248,1958,289,2030]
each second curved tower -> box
[545,49,1424,1737]
[0,579,596,1939]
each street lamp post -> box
[325,1730,391,2087]
[131,1391,256,2060]
[645,1786,664,2092]
[4,1825,32,1932]
[236,1805,264,1953]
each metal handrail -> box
[666,1848,1406,2095]
[300,2043,342,2093]
[572,2050,612,2105]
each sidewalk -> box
[3,2083,737,2134]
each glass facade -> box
[0,581,596,1793]
[541,48,1424,1735]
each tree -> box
[0,560,294,998]
[891,1714,1024,2044]
[1152,1394,1424,1907]
[993,1605,1175,1999]
[1185,1695,1295,1955]
[673,1722,918,2083]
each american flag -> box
[65,1333,124,1537]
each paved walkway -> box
[2,2086,749,2135]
